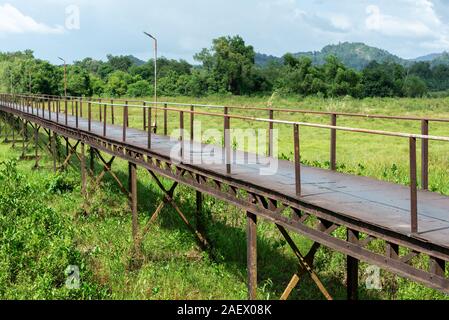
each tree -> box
[66,66,92,96]
[89,75,105,96]
[194,35,258,95]
[362,62,405,97]
[30,60,61,95]
[127,80,152,97]
[104,71,134,97]
[106,55,133,72]
[403,76,428,97]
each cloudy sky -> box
[1,0,449,64]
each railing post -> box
[224,107,231,174]
[111,99,115,124]
[48,99,51,120]
[268,110,274,157]
[421,120,429,190]
[123,103,128,142]
[99,99,102,122]
[88,102,91,131]
[179,111,184,159]
[125,101,129,127]
[164,103,168,136]
[330,114,337,171]
[57,100,60,123]
[103,104,107,137]
[190,105,195,141]
[410,137,418,233]
[148,105,152,149]
[64,99,68,126]
[143,102,147,130]
[75,100,79,128]
[294,124,301,196]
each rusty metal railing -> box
[21,93,449,192]
[2,93,449,235]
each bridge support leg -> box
[2,118,10,143]
[90,147,95,174]
[128,162,133,192]
[33,126,40,170]
[21,121,26,158]
[52,132,57,172]
[247,212,257,300]
[11,118,15,148]
[347,229,360,300]
[196,190,205,234]
[130,162,138,244]
[80,142,86,196]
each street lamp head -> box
[58,57,66,64]
[143,31,156,40]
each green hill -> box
[255,42,416,70]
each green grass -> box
[1,95,449,300]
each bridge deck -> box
[5,105,449,250]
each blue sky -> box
[1,0,449,64]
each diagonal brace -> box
[277,224,333,301]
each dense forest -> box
[1,36,449,99]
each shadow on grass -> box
[91,157,384,301]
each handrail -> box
[2,93,448,235]
[14,93,449,123]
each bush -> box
[127,80,152,97]
[0,161,108,299]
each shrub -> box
[0,161,108,299]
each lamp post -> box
[144,31,158,133]
[58,57,67,97]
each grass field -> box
[1,95,449,300]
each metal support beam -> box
[247,211,258,300]
[347,229,360,300]
[52,132,57,172]
[33,125,40,169]
[81,142,86,196]
[90,147,95,174]
[130,162,138,243]
[196,189,205,234]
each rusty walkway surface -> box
[5,104,449,250]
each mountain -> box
[127,55,146,66]
[412,53,444,62]
[255,53,282,66]
[255,42,449,70]
[428,52,449,67]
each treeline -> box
[1,36,448,98]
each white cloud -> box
[0,3,64,34]
[365,4,433,37]
[364,1,449,52]
[294,10,352,33]
[329,14,352,31]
